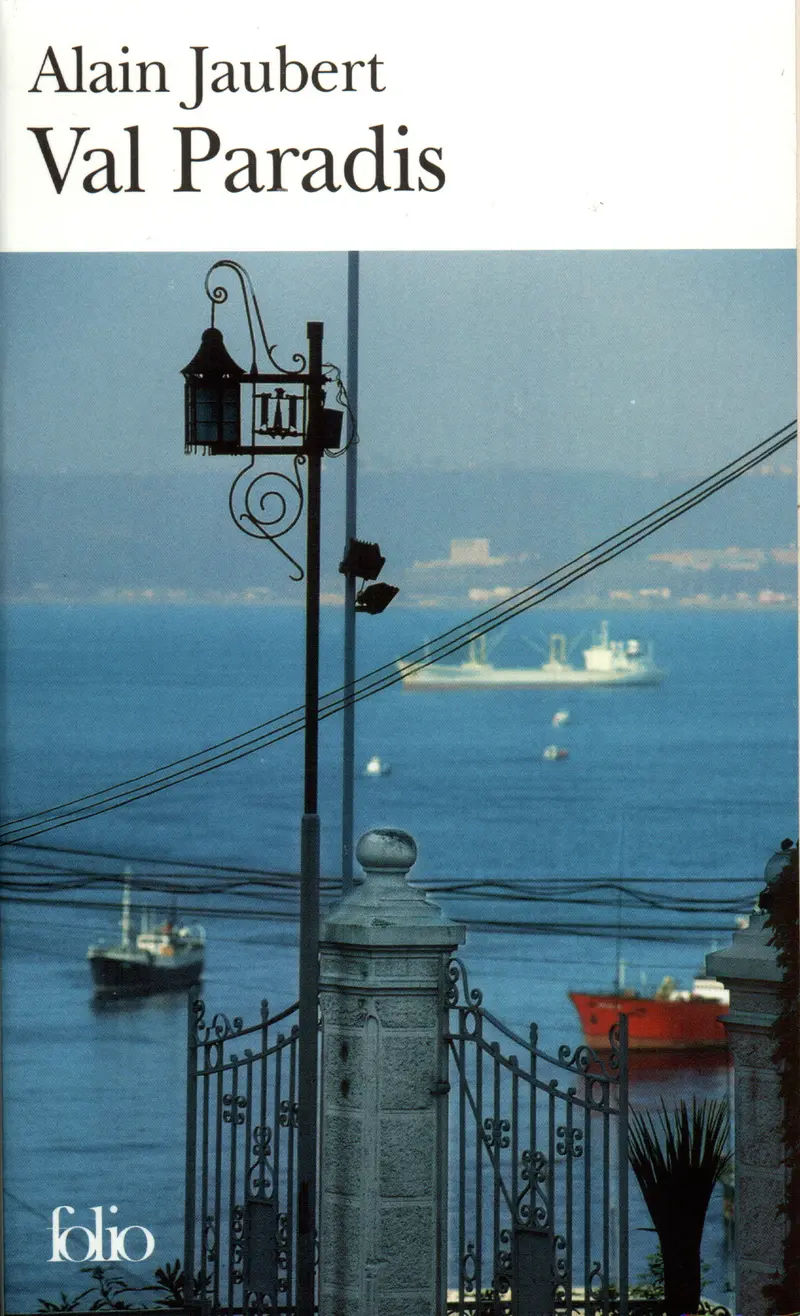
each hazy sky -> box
[0,250,795,477]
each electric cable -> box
[4,838,300,880]
[0,890,745,944]
[0,838,770,885]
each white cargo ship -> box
[398,621,664,689]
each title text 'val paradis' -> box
[26,44,446,195]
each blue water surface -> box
[2,603,797,1307]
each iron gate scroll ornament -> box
[445,959,629,1316]
[184,991,301,1314]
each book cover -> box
[1,2,796,1311]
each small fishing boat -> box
[87,879,205,995]
[542,745,569,761]
[364,755,391,777]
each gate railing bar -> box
[213,1042,224,1312]
[491,1042,503,1305]
[602,1084,611,1316]
[617,1014,629,1316]
[510,1054,520,1237]
[529,1022,538,1233]
[549,1084,557,1292]
[564,1090,574,1315]
[186,996,301,1316]
[226,1061,239,1315]
[191,998,299,1047]
[240,1047,254,1307]
[474,1009,483,1302]
[200,1034,211,1302]
[286,1024,299,1312]
[583,1090,592,1316]
[193,1031,296,1080]
[191,999,299,1073]
[446,1003,622,1083]
[257,1001,269,1200]
[243,1051,253,1201]
[272,1021,283,1203]
[449,1024,620,1114]
[458,1024,467,1315]
[448,1038,516,1219]
[184,988,199,1305]
[446,959,629,1316]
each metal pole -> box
[341,252,360,894]
[297,320,323,1316]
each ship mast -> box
[120,868,133,951]
[614,818,625,994]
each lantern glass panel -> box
[221,386,240,442]
[193,381,241,449]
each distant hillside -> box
[3,465,795,602]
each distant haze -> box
[0,250,795,480]
[4,464,795,603]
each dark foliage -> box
[38,1258,199,1312]
[628,1097,732,1316]
[760,841,800,1310]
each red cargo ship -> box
[569,974,729,1051]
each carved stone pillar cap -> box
[321,827,465,947]
[706,912,782,985]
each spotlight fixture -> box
[339,538,386,581]
[339,537,398,612]
[355,582,400,615]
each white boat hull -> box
[399,663,663,689]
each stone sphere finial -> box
[355,828,418,876]
[322,826,463,940]
[763,838,797,886]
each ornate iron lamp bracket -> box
[185,260,341,580]
[204,259,306,377]
[228,454,306,581]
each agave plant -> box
[628,1096,732,1316]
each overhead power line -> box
[4,838,299,880]
[0,889,744,945]
[1,420,795,846]
[0,871,756,914]
[0,837,767,887]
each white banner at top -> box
[0,0,795,251]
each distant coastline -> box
[2,589,796,611]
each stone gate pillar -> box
[318,828,465,1316]
[706,914,786,1315]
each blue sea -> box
[2,603,797,1309]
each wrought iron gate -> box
[184,990,301,1313]
[446,959,629,1316]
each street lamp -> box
[181,259,342,1316]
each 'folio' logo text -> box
[49,1205,155,1262]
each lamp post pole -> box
[182,268,342,1316]
[341,252,360,895]
[297,321,323,1315]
